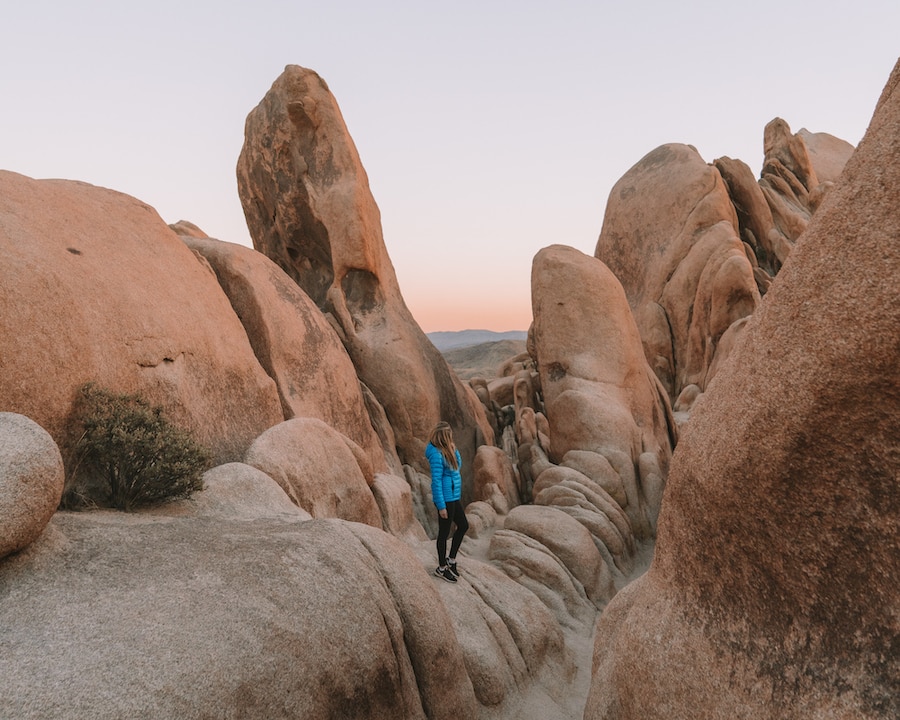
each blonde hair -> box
[429,421,458,470]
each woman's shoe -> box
[434,566,458,583]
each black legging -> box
[436,500,469,566]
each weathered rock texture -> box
[0,171,284,465]
[410,544,583,717]
[505,505,615,605]
[0,512,475,719]
[483,245,676,632]
[595,144,760,400]
[595,121,854,406]
[585,59,900,720]
[0,413,64,558]
[531,246,674,538]
[244,417,383,528]
[236,65,492,497]
[178,232,394,474]
[1,497,582,719]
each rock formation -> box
[519,246,675,572]
[594,143,760,402]
[1,465,584,719]
[236,64,492,495]
[501,504,615,610]
[476,245,677,641]
[0,171,284,466]
[0,413,64,559]
[727,119,850,275]
[177,230,396,475]
[244,417,383,528]
[595,120,854,407]
[1,507,478,719]
[585,59,900,720]
[464,348,537,464]
[1,54,891,720]
[0,157,596,718]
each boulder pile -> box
[2,55,895,720]
[595,119,854,411]
[585,58,900,720]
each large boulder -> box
[236,65,492,497]
[244,417,382,528]
[492,245,675,625]
[2,488,586,719]
[594,144,760,399]
[531,245,675,541]
[0,413,64,559]
[0,513,478,719]
[0,172,284,466]
[585,59,900,720]
[178,232,394,474]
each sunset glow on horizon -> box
[408,295,534,335]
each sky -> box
[1,2,897,333]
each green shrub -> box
[70,383,210,511]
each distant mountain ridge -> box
[427,329,528,351]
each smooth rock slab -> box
[0,513,477,720]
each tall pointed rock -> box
[237,65,492,480]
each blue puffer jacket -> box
[426,442,462,511]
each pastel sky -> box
[2,2,897,332]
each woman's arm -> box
[428,449,446,510]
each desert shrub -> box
[70,383,210,511]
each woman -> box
[426,421,468,583]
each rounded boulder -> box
[0,413,64,558]
[245,417,382,528]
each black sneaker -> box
[434,566,457,583]
[447,560,460,578]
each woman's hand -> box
[439,508,448,519]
